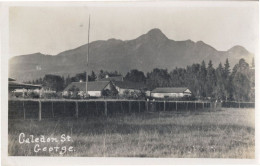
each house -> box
[112,80,147,96]
[63,81,114,97]
[99,75,124,82]
[8,78,42,97]
[151,87,192,99]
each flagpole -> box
[86,15,90,97]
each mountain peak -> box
[228,45,249,54]
[107,38,123,44]
[145,28,168,40]
[196,41,205,44]
[147,28,163,34]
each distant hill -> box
[9,28,254,82]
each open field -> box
[8,108,255,158]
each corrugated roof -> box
[64,81,110,92]
[151,87,190,93]
[9,81,42,89]
[113,81,147,90]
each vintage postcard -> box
[1,1,259,165]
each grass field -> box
[8,108,255,158]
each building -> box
[9,78,42,91]
[8,78,42,97]
[151,87,192,99]
[112,80,147,96]
[63,81,114,97]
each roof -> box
[151,87,190,93]
[99,76,123,82]
[9,78,16,81]
[64,81,111,92]
[113,81,147,90]
[9,81,42,90]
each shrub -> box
[102,87,118,97]
[27,91,40,98]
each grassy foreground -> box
[8,108,255,158]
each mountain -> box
[9,28,254,82]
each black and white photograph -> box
[1,0,259,165]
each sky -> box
[9,1,258,57]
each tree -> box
[65,75,71,88]
[98,70,121,80]
[89,71,97,81]
[198,60,207,98]
[71,72,86,82]
[224,58,230,77]
[43,74,64,92]
[169,67,187,87]
[214,63,225,100]
[223,59,232,101]
[231,58,251,101]
[98,70,106,80]
[205,60,216,99]
[125,69,146,83]
[183,64,201,97]
[146,68,170,89]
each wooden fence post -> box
[75,101,78,118]
[176,101,177,111]
[22,88,25,98]
[39,100,42,121]
[146,101,148,112]
[63,101,65,113]
[95,101,98,113]
[138,101,141,113]
[163,101,166,111]
[112,101,114,115]
[129,101,131,113]
[121,101,123,114]
[195,101,196,110]
[186,102,188,110]
[104,101,107,116]
[51,101,54,118]
[86,101,88,114]
[23,101,26,120]
[202,102,204,109]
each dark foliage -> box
[29,58,254,101]
[125,69,146,83]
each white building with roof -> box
[63,81,114,97]
[151,87,192,99]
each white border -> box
[1,1,259,165]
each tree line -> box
[27,58,255,102]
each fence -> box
[221,101,255,108]
[8,99,211,120]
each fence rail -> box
[221,101,255,108]
[8,99,212,120]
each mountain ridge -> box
[9,28,254,82]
